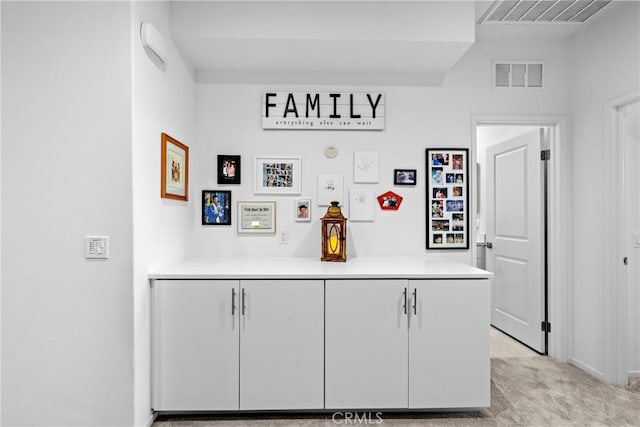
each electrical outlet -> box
[278,231,289,245]
[85,236,109,259]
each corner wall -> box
[1,2,134,425]
[131,2,196,426]
[569,1,640,379]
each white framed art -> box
[255,156,301,195]
[353,151,379,183]
[349,189,375,222]
[317,174,344,206]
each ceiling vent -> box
[478,1,612,23]
[493,61,544,88]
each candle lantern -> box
[321,201,347,262]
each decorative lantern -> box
[321,201,347,262]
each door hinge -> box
[541,150,551,161]
[541,321,551,333]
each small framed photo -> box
[202,190,232,225]
[394,169,417,185]
[217,155,241,185]
[255,156,301,194]
[237,201,276,234]
[161,133,189,201]
[294,198,312,222]
[376,190,403,211]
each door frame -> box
[603,91,640,385]
[472,115,569,362]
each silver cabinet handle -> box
[412,288,417,315]
[241,288,246,316]
[402,287,408,315]
[232,288,236,316]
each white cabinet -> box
[152,279,324,411]
[152,280,239,411]
[325,279,490,409]
[150,258,492,413]
[408,280,490,408]
[239,280,324,410]
[325,279,409,409]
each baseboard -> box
[143,412,158,427]
[628,370,640,379]
[568,357,605,381]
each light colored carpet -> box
[153,328,640,427]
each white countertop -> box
[149,256,492,280]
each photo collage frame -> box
[426,148,469,249]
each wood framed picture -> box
[217,155,241,185]
[237,201,276,234]
[202,190,231,225]
[426,148,469,249]
[255,156,301,195]
[161,133,189,201]
[394,169,417,185]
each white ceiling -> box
[167,0,615,86]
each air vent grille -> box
[479,0,612,23]
[493,61,544,88]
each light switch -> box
[85,236,109,259]
[278,231,289,245]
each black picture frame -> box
[426,148,469,249]
[202,190,232,225]
[217,155,241,185]
[393,169,417,185]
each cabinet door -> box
[239,280,324,410]
[325,279,409,409]
[152,280,239,410]
[408,279,490,408]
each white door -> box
[239,280,324,410]
[408,280,490,408]
[152,280,240,410]
[486,129,545,352]
[325,279,408,409]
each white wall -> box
[1,2,134,426]
[625,101,640,378]
[569,1,640,379]
[131,2,196,426]
[190,36,571,263]
[0,3,3,423]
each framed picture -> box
[294,198,312,222]
[237,201,276,234]
[161,133,189,201]
[255,156,301,194]
[317,174,344,206]
[349,189,374,222]
[394,169,417,185]
[377,190,403,211]
[202,190,231,225]
[217,155,241,185]
[426,148,469,249]
[353,151,379,183]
